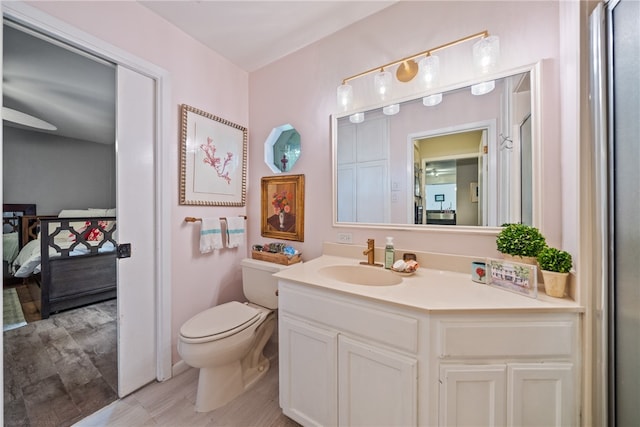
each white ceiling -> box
[2,1,396,143]
[140,1,397,72]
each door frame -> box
[2,2,173,381]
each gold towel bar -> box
[184,215,247,223]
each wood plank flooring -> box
[75,340,300,427]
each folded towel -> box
[226,216,245,248]
[200,218,223,253]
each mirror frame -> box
[331,62,542,234]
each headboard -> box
[3,203,37,248]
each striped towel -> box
[200,218,223,253]
[226,216,245,248]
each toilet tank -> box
[240,258,291,309]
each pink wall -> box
[249,1,562,258]
[26,1,565,365]
[26,1,250,363]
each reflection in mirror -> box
[334,66,536,228]
[264,124,301,173]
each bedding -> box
[11,238,115,278]
[3,232,19,263]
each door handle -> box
[117,243,132,259]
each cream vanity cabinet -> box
[278,278,581,427]
[278,280,420,426]
[429,313,580,427]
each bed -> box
[3,203,37,284]
[8,207,117,319]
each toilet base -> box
[194,313,276,412]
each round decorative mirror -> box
[264,124,301,173]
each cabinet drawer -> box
[279,281,418,353]
[436,316,577,359]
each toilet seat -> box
[180,301,262,342]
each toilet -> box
[178,258,288,412]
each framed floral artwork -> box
[179,104,247,206]
[261,174,305,241]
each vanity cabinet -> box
[431,314,579,427]
[278,280,420,426]
[277,271,582,427]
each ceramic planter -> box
[541,270,569,298]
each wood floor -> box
[75,340,300,427]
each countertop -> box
[273,255,584,314]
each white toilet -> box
[178,258,288,412]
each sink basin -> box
[318,264,403,286]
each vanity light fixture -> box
[337,83,354,112]
[422,93,443,107]
[349,112,365,123]
[471,80,496,96]
[336,30,499,110]
[374,69,393,100]
[383,104,400,115]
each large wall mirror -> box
[332,63,540,231]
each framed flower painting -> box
[179,104,247,206]
[261,174,305,241]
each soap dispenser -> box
[384,237,395,269]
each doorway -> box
[2,1,172,404]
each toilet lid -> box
[180,301,261,340]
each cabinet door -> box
[338,336,417,426]
[279,315,338,427]
[508,363,575,427]
[439,364,507,427]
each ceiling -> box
[2,1,396,144]
[140,1,396,72]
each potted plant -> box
[537,246,572,298]
[496,223,546,264]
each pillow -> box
[58,209,92,218]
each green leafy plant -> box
[496,223,547,257]
[537,247,573,273]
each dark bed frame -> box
[37,217,117,318]
[4,204,118,319]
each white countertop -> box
[273,255,584,314]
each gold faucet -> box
[361,239,382,266]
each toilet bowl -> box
[177,258,288,412]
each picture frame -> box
[261,174,305,241]
[486,258,538,299]
[179,104,247,206]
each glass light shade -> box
[473,35,500,75]
[374,70,393,100]
[349,112,365,123]
[471,80,495,95]
[382,104,400,115]
[418,55,440,89]
[422,93,443,106]
[337,84,353,111]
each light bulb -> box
[382,104,400,115]
[337,84,353,111]
[471,81,495,95]
[418,55,440,89]
[349,112,365,123]
[374,70,392,100]
[473,35,500,75]
[422,93,442,106]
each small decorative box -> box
[471,261,487,283]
